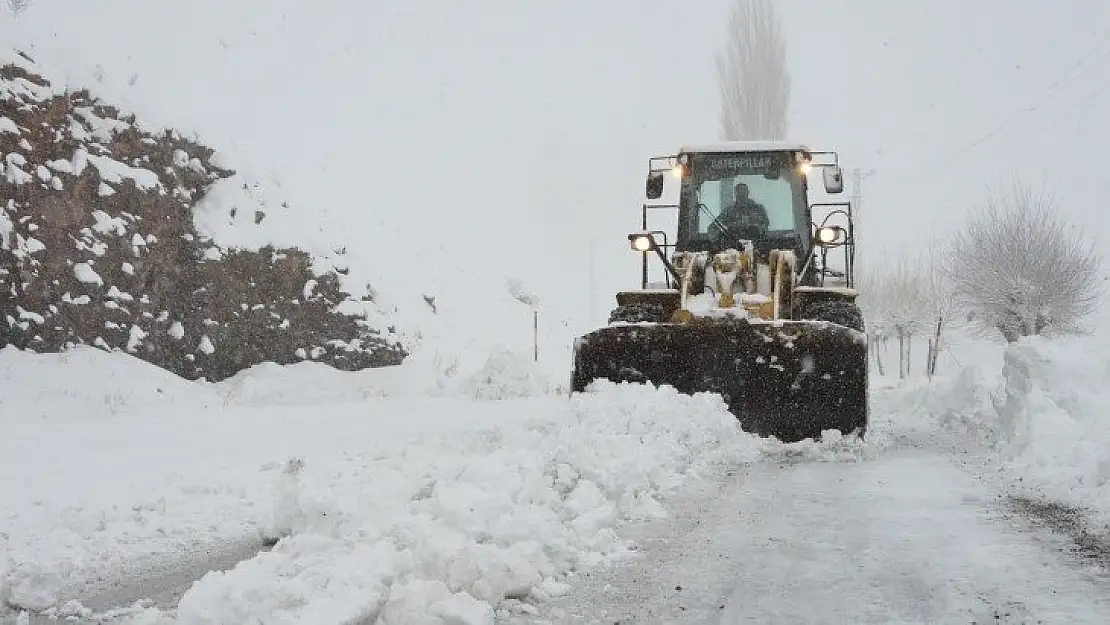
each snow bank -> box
[453,346,563,400]
[216,360,400,405]
[0,344,767,621]
[758,428,875,463]
[874,334,1110,525]
[214,345,563,407]
[109,381,761,624]
[993,336,1110,524]
[0,345,220,418]
[872,365,1002,451]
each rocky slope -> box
[0,52,404,380]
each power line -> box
[880,28,1110,183]
[1042,75,1110,135]
[937,43,1110,166]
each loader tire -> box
[608,303,666,325]
[802,300,865,332]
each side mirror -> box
[645,173,664,199]
[823,166,844,194]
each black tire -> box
[608,303,666,324]
[801,300,865,332]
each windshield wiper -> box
[697,203,731,236]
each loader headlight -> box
[798,162,812,176]
[815,226,846,246]
[629,232,655,252]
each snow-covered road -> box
[531,449,1110,624]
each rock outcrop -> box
[1,52,405,380]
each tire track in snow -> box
[1007,496,1110,564]
[518,449,1110,624]
[1,541,272,624]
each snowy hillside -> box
[0,51,406,378]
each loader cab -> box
[641,142,852,288]
[666,146,824,256]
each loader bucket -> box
[571,318,868,442]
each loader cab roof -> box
[677,141,811,155]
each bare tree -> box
[884,255,931,378]
[715,0,791,140]
[942,180,1103,342]
[7,0,30,16]
[858,249,951,379]
[855,263,891,376]
[918,243,965,377]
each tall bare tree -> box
[7,0,30,16]
[942,179,1104,342]
[715,0,791,140]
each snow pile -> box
[216,346,566,407]
[0,344,220,417]
[391,286,577,401]
[873,365,1002,451]
[0,343,762,621]
[993,336,1110,523]
[0,345,547,616]
[759,428,874,463]
[454,346,563,400]
[875,333,1110,524]
[216,360,397,405]
[109,381,760,624]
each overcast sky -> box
[5,0,1110,329]
[778,0,1110,264]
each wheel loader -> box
[571,142,868,442]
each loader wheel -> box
[608,303,666,325]
[802,300,865,332]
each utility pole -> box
[848,168,877,223]
[848,168,877,273]
[588,237,597,327]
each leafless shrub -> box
[858,252,932,378]
[7,0,31,17]
[942,180,1103,342]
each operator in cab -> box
[717,182,770,236]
